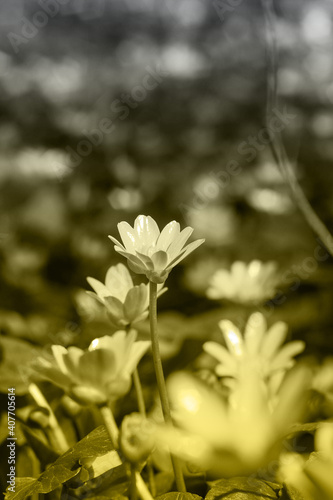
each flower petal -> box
[270,341,305,372]
[203,341,237,371]
[136,251,154,270]
[124,284,148,323]
[108,235,127,252]
[63,346,84,377]
[218,320,244,357]
[51,345,70,374]
[105,263,133,302]
[166,239,205,270]
[244,313,267,356]
[115,250,147,273]
[167,372,228,447]
[123,340,150,375]
[151,250,169,270]
[167,226,193,260]
[104,296,125,322]
[78,349,117,386]
[87,277,111,299]
[134,215,160,247]
[260,321,288,359]
[33,359,71,388]
[157,221,180,251]
[117,221,137,252]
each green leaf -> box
[0,336,43,394]
[205,477,280,499]
[5,467,79,500]
[156,493,202,500]
[5,425,120,500]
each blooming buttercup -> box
[87,263,166,328]
[33,331,150,406]
[207,260,280,304]
[109,215,205,283]
[154,366,309,477]
[204,312,305,394]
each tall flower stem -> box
[131,465,138,500]
[149,281,186,493]
[100,404,154,500]
[133,369,146,417]
[28,383,69,454]
[133,369,156,497]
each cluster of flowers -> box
[30,215,332,500]
[33,215,204,406]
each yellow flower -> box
[207,260,279,304]
[33,331,150,406]
[154,366,309,477]
[204,313,305,392]
[279,423,333,500]
[87,263,166,328]
[109,215,205,283]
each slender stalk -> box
[28,383,69,454]
[100,404,154,500]
[261,0,333,258]
[133,369,156,497]
[131,465,138,500]
[100,405,119,449]
[133,369,147,417]
[149,281,186,493]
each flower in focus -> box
[33,331,150,406]
[204,313,305,393]
[109,215,205,283]
[120,412,155,464]
[154,366,309,477]
[279,423,333,500]
[206,260,280,304]
[87,263,166,328]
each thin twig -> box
[261,0,333,257]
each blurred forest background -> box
[0,0,333,359]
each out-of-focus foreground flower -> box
[109,215,205,283]
[204,313,305,394]
[207,260,280,304]
[87,263,166,328]
[33,331,150,405]
[154,367,309,477]
[279,423,333,500]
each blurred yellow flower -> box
[207,260,279,304]
[109,215,204,283]
[204,313,305,393]
[33,331,150,406]
[87,263,166,328]
[154,367,309,477]
[279,423,333,500]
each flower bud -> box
[120,413,155,464]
